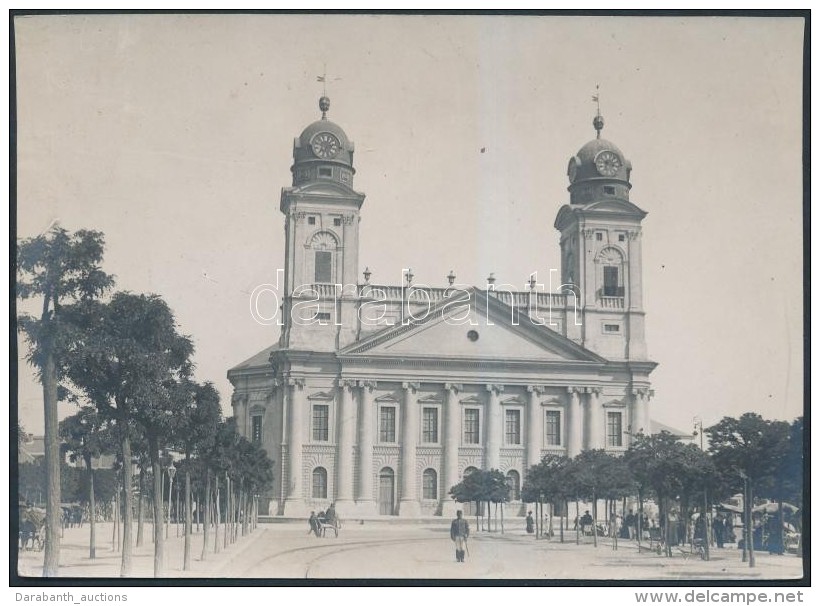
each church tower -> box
[554,108,649,362]
[279,96,366,350]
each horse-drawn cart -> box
[317,515,341,538]
[19,506,46,551]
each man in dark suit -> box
[450,510,470,562]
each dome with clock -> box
[291,96,356,187]
[566,112,632,204]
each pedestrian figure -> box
[624,510,636,539]
[450,510,470,563]
[525,511,535,534]
[308,511,319,537]
[712,514,725,548]
[580,510,593,535]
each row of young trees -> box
[18,226,273,577]
[447,414,802,564]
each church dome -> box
[566,112,631,203]
[290,96,356,187]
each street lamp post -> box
[166,465,176,540]
[693,417,710,561]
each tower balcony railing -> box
[599,296,625,309]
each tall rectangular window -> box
[312,404,329,442]
[251,415,262,444]
[607,411,623,447]
[315,251,332,283]
[603,266,620,296]
[463,409,480,444]
[379,407,396,443]
[545,410,561,446]
[505,409,521,445]
[422,407,438,443]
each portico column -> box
[335,379,357,511]
[644,390,654,438]
[587,387,603,449]
[442,383,462,518]
[485,384,504,470]
[284,377,306,515]
[526,385,543,469]
[357,380,377,511]
[566,387,582,458]
[630,388,651,437]
[399,382,421,516]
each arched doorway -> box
[378,467,395,515]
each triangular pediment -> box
[307,390,336,400]
[340,289,605,365]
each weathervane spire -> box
[316,64,340,120]
[592,84,604,139]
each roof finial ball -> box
[592,85,604,139]
[593,113,604,139]
[319,95,330,120]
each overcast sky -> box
[14,14,805,437]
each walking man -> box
[450,510,470,563]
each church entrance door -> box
[379,468,395,515]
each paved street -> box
[16,520,804,581]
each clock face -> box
[311,132,341,159]
[595,150,621,177]
[568,158,578,182]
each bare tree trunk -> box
[592,488,598,548]
[42,349,61,577]
[202,471,210,560]
[119,423,134,576]
[184,468,192,570]
[86,459,96,559]
[149,439,164,578]
[214,477,221,554]
[112,495,118,551]
[224,476,230,548]
[136,468,145,547]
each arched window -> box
[506,470,521,501]
[309,231,338,284]
[463,466,478,479]
[422,469,437,500]
[597,247,625,297]
[312,467,327,499]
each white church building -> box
[228,95,657,518]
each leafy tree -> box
[449,468,508,532]
[59,407,114,558]
[706,413,791,566]
[571,449,626,547]
[17,226,113,576]
[62,292,193,577]
[624,431,689,556]
[170,380,222,570]
[522,455,572,540]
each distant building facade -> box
[228,97,657,517]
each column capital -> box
[526,385,546,395]
[627,227,643,241]
[270,378,281,390]
[231,392,248,405]
[585,387,602,395]
[444,382,463,394]
[632,387,650,398]
[339,378,357,390]
[402,381,420,393]
[286,376,305,388]
[358,379,377,391]
[485,383,504,394]
[567,386,582,395]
